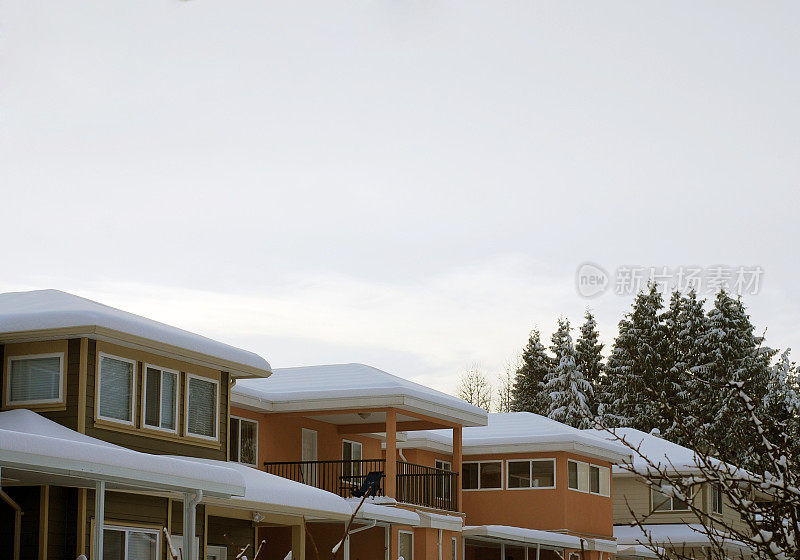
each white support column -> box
[183,492,198,560]
[524,547,529,560]
[344,535,351,560]
[438,529,443,560]
[94,481,105,560]
[385,526,390,560]
[501,543,505,560]
[536,544,541,560]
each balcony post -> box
[385,410,397,499]
[453,425,462,512]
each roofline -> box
[231,391,488,427]
[0,449,244,498]
[0,326,271,379]
[398,436,631,463]
[203,496,352,521]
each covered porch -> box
[462,525,617,560]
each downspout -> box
[0,466,22,560]
[183,490,203,560]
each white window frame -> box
[650,485,691,512]
[102,524,161,560]
[398,529,414,560]
[568,459,610,496]
[710,484,723,515]
[96,352,138,426]
[590,464,611,497]
[142,363,180,434]
[462,460,503,491]
[506,458,556,490]
[184,373,220,441]
[230,415,259,466]
[4,352,65,406]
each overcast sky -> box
[2,1,799,396]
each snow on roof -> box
[463,525,584,550]
[614,524,750,553]
[0,409,244,497]
[591,428,721,475]
[616,545,661,559]
[416,510,463,531]
[0,290,270,376]
[401,413,632,463]
[464,525,616,553]
[345,498,421,526]
[178,458,353,520]
[233,363,487,427]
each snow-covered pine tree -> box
[511,329,552,415]
[544,318,593,428]
[575,309,604,415]
[698,290,776,465]
[600,282,667,431]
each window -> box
[342,440,363,478]
[399,530,414,560]
[5,353,63,405]
[143,365,179,432]
[451,537,457,560]
[97,353,137,425]
[507,459,555,489]
[435,459,452,500]
[651,486,690,512]
[462,461,502,490]
[568,460,610,496]
[229,416,258,466]
[185,374,219,440]
[711,484,723,515]
[103,525,159,560]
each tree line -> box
[457,283,800,468]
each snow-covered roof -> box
[0,290,270,377]
[0,409,244,498]
[590,428,722,475]
[401,413,632,463]
[416,510,463,531]
[463,525,616,552]
[233,363,487,427]
[179,458,353,521]
[345,498,421,526]
[614,524,750,553]
[616,545,661,559]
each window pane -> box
[229,418,240,461]
[240,419,257,465]
[590,466,600,493]
[568,461,578,489]
[9,356,61,402]
[187,377,217,438]
[399,533,413,560]
[463,463,479,490]
[128,530,158,560]
[531,460,555,488]
[160,371,177,430]
[508,461,531,489]
[713,485,723,514]
[479,462,501,489]
[651,488,671,511]
[99,356,134,422]
[599,466,611,496]
[144,367,161,427]
[577,462,589,492]
[103,529,125,560]
[673,495,690,510]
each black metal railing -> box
[263,459,459,512]
[262,459,386,497]
[396,460,459,512]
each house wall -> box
[1,338,231,460]
[230,407,383,465]
[461,451,614,538]
[612,475,748,534]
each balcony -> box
[263,459,459,512]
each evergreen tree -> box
[575,310,604,415]
[698,290,776,464]
[662,288,711,444]
[511,329,552,415]
[544,318,594,428]
[601,282,667,431]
